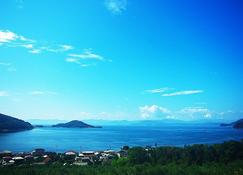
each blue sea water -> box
[0,124,243,152]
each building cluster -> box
[0,147,128,167]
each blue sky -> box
[0,0,243,121]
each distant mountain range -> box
[0,113,101,132]
[52,120,101,128]
[2,111,242,132]
[0,113,33,133]
[220,119,243,129]
[27,118,241,127]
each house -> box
[65,151,77,156]
[45,152,57,157]
[64,151,77,163]
[32,148,45,156]
[78,153,85,157]
[8,160,15,165]
[82,151,95,157]
[12,157,24,164]
[2,156,12,163]
[74,156,91,166]
[81,157,93,165]
[104,150,115,154]
[0,150,12,158]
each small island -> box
[0,113,33,133]
[233,119,243,129]
[220,118,243,129]
[52,120,102,128]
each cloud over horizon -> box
[139,105,172,119]
[139,105,216,121]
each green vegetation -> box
[1,140,243,175]
[52,120,96,128]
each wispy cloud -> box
[21,44,33,49]
[0,91,9,97]
[0,62,17,72]
[179,107,212,119]
[105,0,127,15]
[29,49,41,54]
[60,45,74,51]
[0,30,29,43]
[1,30,109,68]
[145,87,171,94]
[162,90,203,97]
[0,30,15,43]
[30,91,58,96]
[68,50,104,61]
[144,87,203,97]
[0,30,73,55]
[66,49,107,67]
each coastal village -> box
[0,147,129,167]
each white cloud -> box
[69,50,104,61]
[66,49,106,67]
[80,64,92,67]
[0,30,35,53]
[139,105,172,119]
[0,30,18,43]
[145,87,171,94]
[0,30,74,55]
[29,49,41,54]
[105,0,127,14]
[0,91,9,97]
[38,45,74,53]
[1,29,109,68]
[30,91,58,96]
[60,45,74,51]
[66,58,79,64]
[179,107,212,119]
[144,87,203,97]
[162,90,203,97]
[139,105,212,120]
[21,44,33,49]
[0,30,33,44]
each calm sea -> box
[0,124,243,152]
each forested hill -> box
[52,120,99,128]
[0,113,33,133]
[221,118,243,129]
